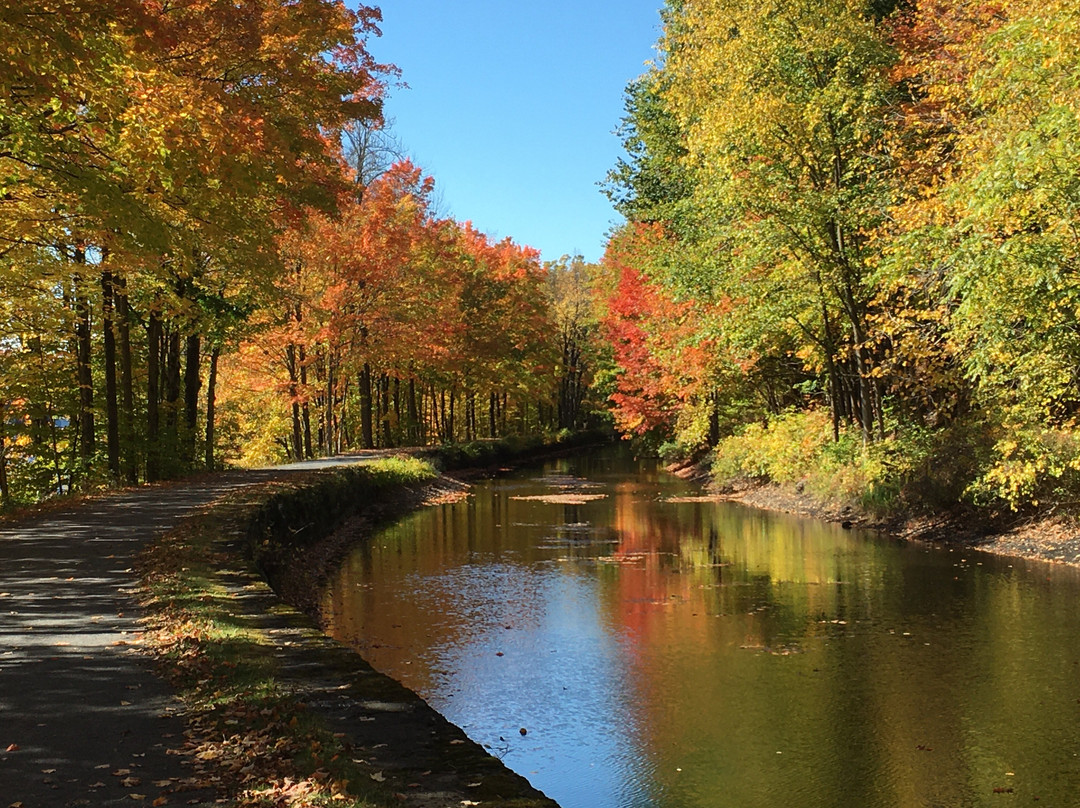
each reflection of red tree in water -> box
[606,486,712,639]
[604,488,779,662]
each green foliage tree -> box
[662,0,900,443]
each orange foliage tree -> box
[219,161,560,463]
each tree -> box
[0,0,389,498]
[661,0,900,441]
[547,255,607,430]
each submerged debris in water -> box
[510,493,608,505]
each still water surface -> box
[320,450,1080,807]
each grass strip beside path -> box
[137,457,557,808]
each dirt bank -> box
[667,459,1080,569]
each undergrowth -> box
[709,408,1080,516]
[710,410,933,515]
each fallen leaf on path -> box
[152,798,168,807]
[121,776,141,787]
[369,772,386,782]
[5,744,18,752]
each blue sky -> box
[365,1,664,263]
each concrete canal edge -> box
[142,460,562,807]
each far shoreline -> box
[666,459,1080,572]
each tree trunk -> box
[407,378,419,445]
[73,252,94,466]
[115,277,137,483]
[824,354,841,443]
[437,387,446,442]
[286,342,302,461]
[393,377,401,446]
[146,308,162,482]
[298,344,314,459]
[0,402,10,506]
[448,387,456,441]
[359,363,374,449]
[165,329,182,471]
[340,378,352,448]
[29,336,67,494]
[380,374,391,447]
[874,377,886,441]
[709,392,721,446]
[101,269,120,478]
[205,346,219,471]
[325,356,337,455]
[852,324,873,444]
[183,334,201,467]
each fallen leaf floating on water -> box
[5,744,18,752]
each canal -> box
[319,449,1080,807]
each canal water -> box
[319,449,1080,808]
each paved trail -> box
[0,461,370,807]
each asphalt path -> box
[0,459,375,807]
